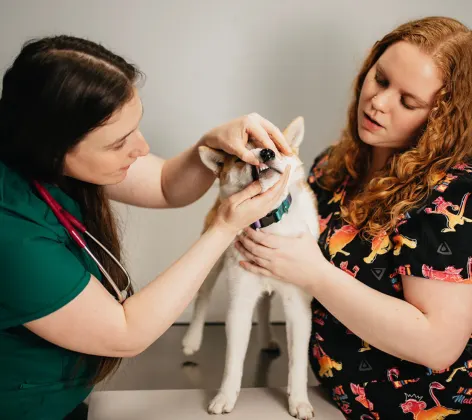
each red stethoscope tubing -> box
[32,180,130,303]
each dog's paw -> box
[182,344,199,356]
[182,331,202,356]
[288,397,315,420]
[261,339,281,354]
[208,392,237,414]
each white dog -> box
[182,117,318,419]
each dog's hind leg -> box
[208,279,262,414]
[282,291,314,419]
[257,292,280,353]
[182,257,223,356]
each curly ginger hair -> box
[318,16,472,240]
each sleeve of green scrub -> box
[0,215,91,329]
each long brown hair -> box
[317,16,472,240]
[0,35,142,383]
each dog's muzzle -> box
[252,148,276,181]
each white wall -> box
[1,1,471,322]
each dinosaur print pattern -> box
[358,340,371,353]
[360,415,380,420]
[435,173,458,193]
[308,153,329,184]
[424,193,472,233]
[331,385,353,416]
[364,230,392,264]
[388,368,420,389]
[446,359,472,383]
[313,333,343,378]
[393,214,418,256]
[315,351,343,378]
[318,213,332,235]
[393,234,418,256]
[351,383,374,411]
[453,163,472,173]
[328,224,359,259]
[307,150,472,418]
[339,260,360,277]
[328,177,349,205]
[401,382,461,419]
[421,257,472,284]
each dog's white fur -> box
[182,117,318,419]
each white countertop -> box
[87,387,344,419]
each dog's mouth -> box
[252,163,282,181]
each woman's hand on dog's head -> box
[200,112,293,167]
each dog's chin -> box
[220,163,290,200]
[259,170,281,192]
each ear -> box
[198,145,226,175]
[283,116,305,153]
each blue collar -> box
[251,194,292,230]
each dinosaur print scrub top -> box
[307,149,472,419]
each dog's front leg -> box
[257,292,280,352]
[208,276,262,415]
[182,257,224,356]
[282,291,315,419]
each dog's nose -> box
[260,148,275,163]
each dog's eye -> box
[235,158,243,163]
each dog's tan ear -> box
[283,116,305,154]
[198,145,226,175]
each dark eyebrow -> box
[107,102,145,148]
[376,64,429,107]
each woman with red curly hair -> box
[237,16,472,418]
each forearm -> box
[310,262,450,370]
[161,139,216,207]
[105,141,215,209]
[121,223,233,354]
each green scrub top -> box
[0,159,103,419]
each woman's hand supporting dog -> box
[236,227,472,371]
[235,227,319,287]
[213,167,291,235]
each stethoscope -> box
[32,180,131,303]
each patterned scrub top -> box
[307,148,472,419]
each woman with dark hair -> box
[0,35,292,419]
